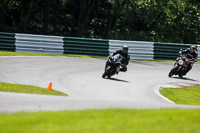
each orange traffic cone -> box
[47,82,52,90]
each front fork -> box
[116,66,120,73]
[173,63,183,74]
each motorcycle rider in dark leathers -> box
[178,45,198,75]
[105,45,130,73]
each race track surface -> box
[0,56,200,113]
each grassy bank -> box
[0,109,200,133]
[0,50,176,62]
[0,51,105,58]
[160,86,200,105]
[1,50,199,63]
[1,50,200,63]
[0,82,67,96]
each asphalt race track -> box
[0,56,200,113]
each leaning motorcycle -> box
[168,53,194,78]
[102,54,124,78]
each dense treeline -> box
[0,0,200,43]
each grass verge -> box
[160,86,200,105]
[1,50,199,63]
[0,82,67,96]
[0,109,200,133]
[132,59,175,63]
[0,51,106,59]
[0,50,178,62]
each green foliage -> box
[1,0,200,43]
[0,109,200,133]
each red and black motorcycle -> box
[168,52,195,78]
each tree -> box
[42,0,51,34]
[1,0,200,43]
[74,0,98,37]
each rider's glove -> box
[189,58,195,64]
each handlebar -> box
[189,58,197,64]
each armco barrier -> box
[0,32,199,62]
[15,33,64,54]
[0,32,15,51]
[63,37,109,56]
[154,42,191,60]
[198,45,200,62]
[109,40,154,60]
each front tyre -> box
[102,66,113,78]
[168,67,178,77]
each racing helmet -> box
[122,45,129,54]
[190,45,196,53]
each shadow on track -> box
[107,78,130,83]
[172,77,199,82]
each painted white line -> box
[154,84,176,104]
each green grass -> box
[0,50,177,62]
[1,50,199,63]
[0,82,67,96]
[0,50,106,58]
[132,59,175,63]
[132,58,200,64]
[160,86,200,105]
[0,109,200,133]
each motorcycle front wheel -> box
[168,67,178,77]
[102,66,113,78]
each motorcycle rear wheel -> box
[178,74,183,78]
